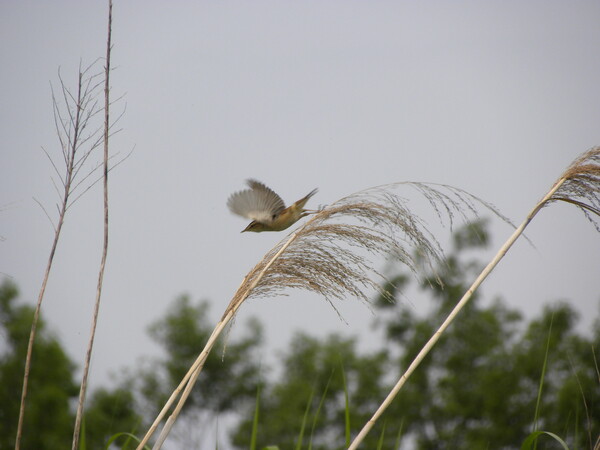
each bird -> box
[227,179,318,232]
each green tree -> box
[0,281,77,449]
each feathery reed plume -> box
[139,182,510,450]
[549,147,600,228]
[349,146,600,449]
[224,183,507,318]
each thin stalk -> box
[341,361,351,448]
[15,209,66,450]
[150,312,234,450]
[532,312,554,438]
[250,382,260,450]
[14,72,84,450]
[308,370,335,450]
[348,177,566,449]
[136,311,234,450]
[71,1,112,448]
[139,228,305,449]
[296,387,315,450]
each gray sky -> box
[2,0,600,422]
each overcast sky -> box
[1,0,600,429]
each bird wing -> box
[227,179,286,223]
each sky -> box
[1,0,600,443]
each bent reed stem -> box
[347,178,566,449]
[139,225,308,449]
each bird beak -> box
[242,221,256,233]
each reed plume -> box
[550,147,600,228]
[349,146,600,449]
[140,182,509,449]
[224,183,510,318]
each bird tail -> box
[295,188,318,210]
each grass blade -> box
[521,431,570,450]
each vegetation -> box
[2,221,598,448]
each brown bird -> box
[228,179,318,232]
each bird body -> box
[228,180,318,232]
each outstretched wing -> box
[227,179,286,224]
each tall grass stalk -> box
[532,312,554,442]
[295,387,315,450]
[376,421,387,450]
[250,384,260,450]
[349,147,600,449]
[308,370,334,450]
[340,361,351,448]
[568,354,595,448]
[393,419,404,449]
[71,2,113,448]
[16,2,124,447]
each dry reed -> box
[71,1,113,448]
[15,61,106,450]
[349,146,600,449]
[16,3,124,448]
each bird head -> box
[241,221,271,233]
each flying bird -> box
[228,179,318,232]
